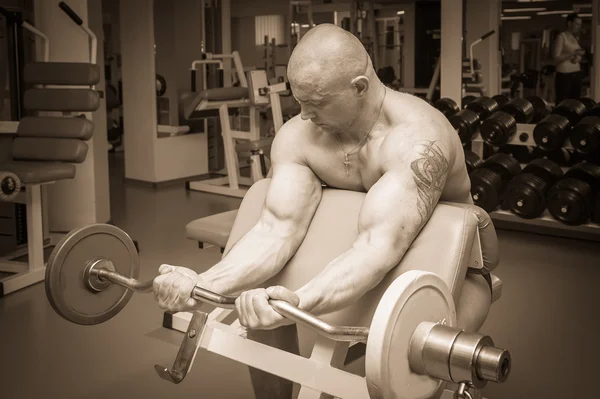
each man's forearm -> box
[295,245,402,315]
[200,227,302,294]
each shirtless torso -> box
[291,89,472,203]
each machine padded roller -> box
[0,161,76,184]
[24,88,100,112]
[24,62,101,86]
[17,116,94,140]
[12,137,89,163]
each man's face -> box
[290,81,357,134]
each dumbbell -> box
[469,153,522,212]
[491,94,510,108]
[531,147,573,167]
[496,145,536,164]
[552,99,587,126]
[583,102,600,118]
[434,97,460,118]
[533,114,572,151]
[525,96,552,124]
[579,97,597,113]
[479,111,517,146]
[546,162,600,225]
[569,116,600,155]
[0,171,21,201]
[500,97,535,124]
[449,108,481,144]
[465,96,500,121]
[503,158,563,219]
[462,95,477,108]
[464,149,483,173]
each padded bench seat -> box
[1,161,76,184]
[185,210,238,250]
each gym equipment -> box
[184,53,288,198]
[583,102,600,118]
[464,96,500,121]
[0,172,21,202]
[464,150,483,174]
[496,145,536,164]
[551,99,587,127]
[469,153,522,212]
[449,109,480,144]
[491,94,509,108]
[503,159,563,219]
[569,116,600,155]
[500,97,534,124]
[0,2,99,297]
[479,111,517,146]
[578,97,596,113]
[156,74,167,97]
[533,114,572,152]
[434,97,460,118]
[547,162,600,226]
[525,96,552,124]
[462,95,477,108]
[45,180,511,398]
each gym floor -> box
[1,152,599,399]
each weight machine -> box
[0,1,100,296]
[183,52,289,198]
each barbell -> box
[44,223,511,399]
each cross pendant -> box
[343,153,350,176]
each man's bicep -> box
[258,161,322,238]
[356,136,452,252]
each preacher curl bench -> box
[162,178,509,398]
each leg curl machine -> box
[44,178,511,399]
[0,2,100,296]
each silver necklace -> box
[334,87,386,176]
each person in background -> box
[552,13,586,104]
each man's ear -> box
[350,76,370,96]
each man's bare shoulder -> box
[379,116,458,172]
[270,115,316,165]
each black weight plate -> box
[502,98,535,124]
[492,94,510,108]
[45,224,140,325]
[464,150,483,174]
[470,168,503,212]
[525,96,552,124]
[434,98,460,118]
[504,173,547,219]
[579,97,597,112]
[480,111,517,146]
[482,153,522,179]
[570,116,600,155]
[533,114,571,151]
[552,99,587,126]
[547,178,593,225]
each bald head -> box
[288,24,373,95]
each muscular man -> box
[154,24,486,398]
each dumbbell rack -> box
[471,123,600,242]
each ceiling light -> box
[503,8,546,12]
[501,16,533,20]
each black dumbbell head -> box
[525,95,552,124]
[480,111,517,146]
[523,158,564,184]
[434,98,461,118]
[465,96,500,121]
[449,109,480,143]
[552,99,588,126]
[569,116,600,155]
[504,173,549,219]
[579,97,597,112]
[533,114,571,151]
[492,94,510,108]
[482,153,523,179]
[470,167,503,212]
[547,177,594,225]
[464,149,483,174]
[502,98,535,124]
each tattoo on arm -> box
[410,140,450,225]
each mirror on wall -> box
[499,0,594,104]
